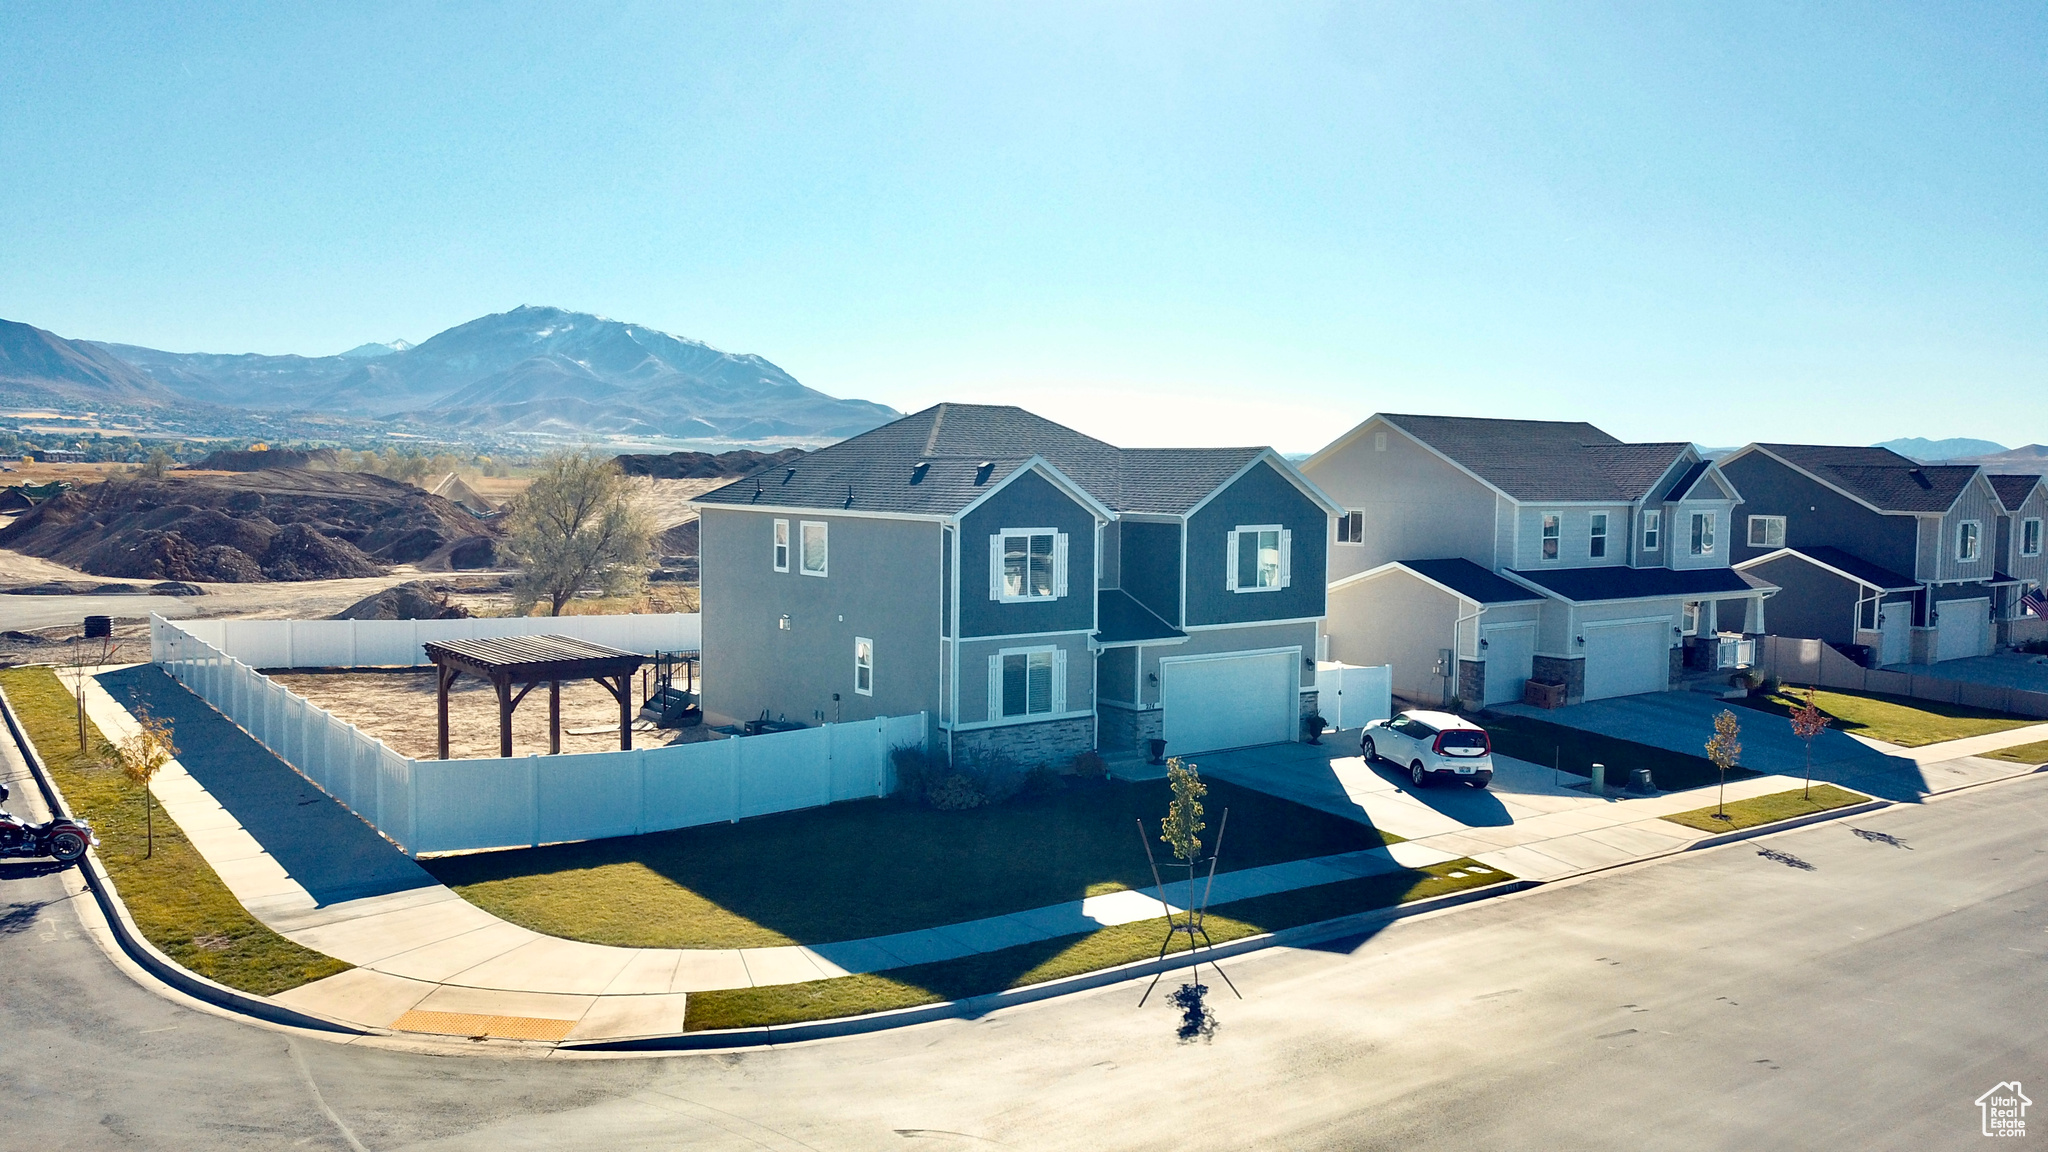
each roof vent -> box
[975,461,995,485]
[752,480,763,502]
[910,461,929,485]
[784,467,797,484]
[844,484,855,509]
[1909,468,1932,489]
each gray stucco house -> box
[1301,414,1773,708]
[691,404,1339,767]
[1723,444,2013,665]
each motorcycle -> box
[0,782,97,864]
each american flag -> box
[2024,586,2048,619]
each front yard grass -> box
[0,667,350,996]
[1659,783,1869,833]
[682,856,1509,1031]
[1734,686,2033,747]
[423,778,1397,950]
[1982,739,2048,766]
[1472,710,1753,792]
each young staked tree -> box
[1789,687,1831,800]
[503,449,654,616]
[1705,708,1744,820]
[116,706,176,858]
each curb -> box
[564,876,1540,1052]
[0,683,367,1038]
[1681,797,1893,850]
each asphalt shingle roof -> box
[1095,589,1186,645]
[693,404,1266,517]
[1382,414,1689,502]
[1507,565,1770,603]
[1396,558,1546,605]
[1749,546,1918,591]
[1990,474,2043,512]
[1752,444,1980,513]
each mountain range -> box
[1871,436,2008,462]
[0,306,897,443]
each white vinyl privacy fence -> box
[1314,661,1393,730]
[157,613,702,669]
[151,616,925,856]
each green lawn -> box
[1659,783,1869,833]
[1473,710,1753,792]
[0,667,350,996]
[424,778,1396,950]
[682,856,1510,1031]
[1982,739,2048,766]
[1735,687,2033,747]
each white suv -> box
[1361,710,1495,788]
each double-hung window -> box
[989,646,1066,719]
[772,519,790,572]
[990,529,1067,602]
[1957,520,1981,562]
[1690,512,1715,556]
[1227,525,1290,592]
[2025,518,2043,558]
[800,521,828,576]
[1540,514,1561,561]
[1589,513,1608,559]
[1642,510,1661,552]
[853,637,873,697]
[1748,515,1785,549]
[1336,510,1364,544]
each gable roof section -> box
[1377,414,1688,502]
[1735,546,1918,592]
[1990,473,2044,512]
[693,403,1269,518]
[1507,565,1771,603]
[1396,558,1548,604]
[1741,443,1981,513]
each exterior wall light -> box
[778,614,791,631]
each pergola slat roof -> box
[422,634,648,759]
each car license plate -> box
[1456,766,1474,774]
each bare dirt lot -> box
[269,669,716,759]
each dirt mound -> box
[0,469,503,583]
[332,580,470,620]
[185,447,343,472]
[614,447,804,480]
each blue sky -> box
[3,3,2043,451]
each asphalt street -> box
[1,766,2043,1151]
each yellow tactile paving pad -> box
[390,1009,577,1041]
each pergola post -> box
[549,680,561,755]
[495,675,514,759]
[618,674,633,751]
[437,666,456,760]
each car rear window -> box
[1437,730,1490,753]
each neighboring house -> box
[691,403,1338,767]
[1304,414,1771,708]
[1991,474,2048,647]
[1723,444,2008,665]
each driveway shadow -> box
[93,664,435,907]
[1359,754,1515,827]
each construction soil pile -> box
[0,469,502,583]
[185,446,344,471]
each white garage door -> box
[1582,620,1670,701]
[1162,651,1297,757]
[1481,623,1536,706]
[1935,598,1989,662]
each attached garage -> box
[1160,649,1297,757]
[1480,621,1536,706]
[1935,598,1989,662]
[1581,618,1671,701]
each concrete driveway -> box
[1907,651,2048,692]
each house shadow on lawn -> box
[421,777,1400,952]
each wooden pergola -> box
[422,636,648,759]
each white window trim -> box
[1682,601,1701,636]
[1690,511,1716,556]
[2024,518,2043,558]
[988,527,1069,603]
[799,520,828,577]
[1957,519,1982,562]
[1539,512,1562,562]
[772,518,790,573]
[1642,509,1661,551]
[986,643,1067,720]
[1747,514,1786,549]
[1336,510,1365,545]
[853,636,873,697]
[1589,512,1609,559]
[1226,523,1291,593]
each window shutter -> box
[1054,532,1069,597]
[1053,648,1068,713]
[1279,529,1293,588]
[1226,530,1239,591]
[987,654,1002,721]
[988,535,1004,600]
